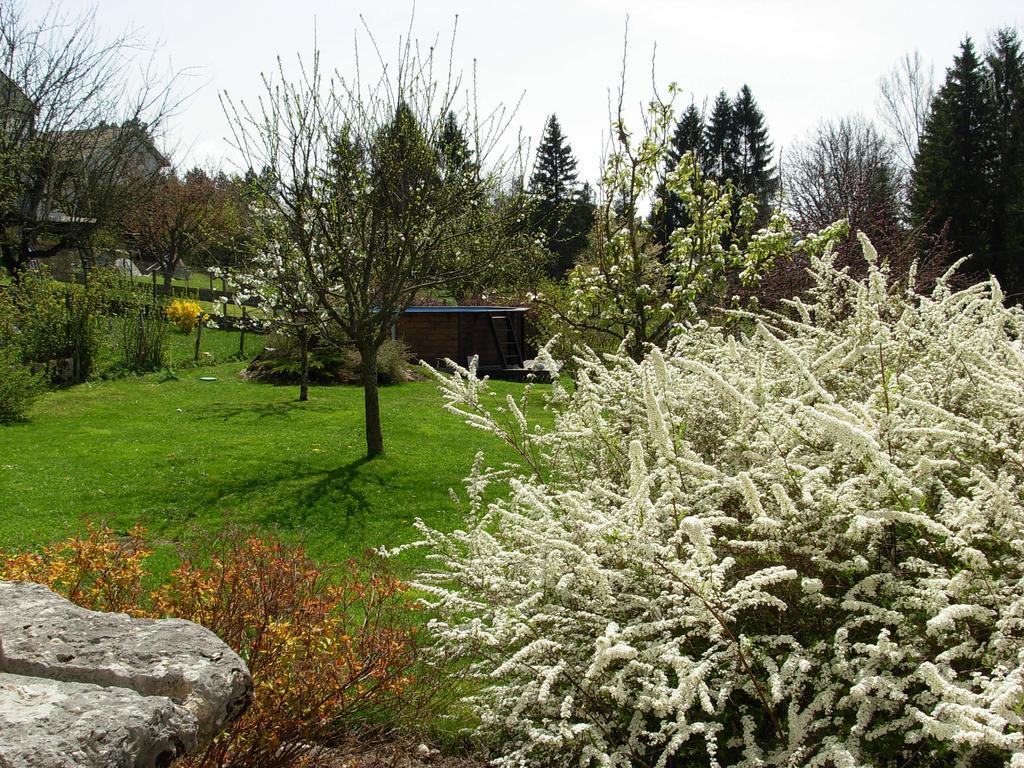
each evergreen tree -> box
[529,114,593,277]
[438,110,477,185]
[652,104,705,245]
[987,28,1024,258]
[913,37,997,266]
[732,85,777,224]
[705,91,738,181]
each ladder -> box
[488,313,525,369]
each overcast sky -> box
[55,0,1024,182]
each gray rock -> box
[0,672,196,768]
[0,581,252,766]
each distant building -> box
[0,69,35,137]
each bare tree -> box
[784,115,903,236]
[224,33,532,457]
[877,51,934,172]
[760,115,949,305]
[0,0,180,278]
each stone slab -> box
[0,672,197,768]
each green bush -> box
[3,269,102,385]
[248,335,414,385]
[0,345,43,423]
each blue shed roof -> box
[401,305,528,314]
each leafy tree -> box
[785,116,903,239]
[913,38,996,267]
[225,45,530,457]
[124,168,230,290]
[651,104,704,245]
[535,88,842,363]
[877,50,935,172]
[528,114,594,278]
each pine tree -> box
[987,28,1024,259]
[705,91,737,182]
[913,37,997,266]
[438,110,477,184]
[529,115,592,277]
[652,104,705,245]
[732,85,777,225]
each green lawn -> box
[130,270,220,292]
[0,343,546,574]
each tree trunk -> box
[359,343,383,457]
[193,318,203,362]
[163,270,172,292]
[298,325,309,402]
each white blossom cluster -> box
[416,236,1024,767]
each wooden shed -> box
[394,306,531,376]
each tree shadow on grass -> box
[104,454,395,558]
[191,398,336,422]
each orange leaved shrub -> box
[0,525,151,614]
[0,527,421,768]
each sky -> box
[50,0,1024,183]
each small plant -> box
[4,269,102,384]
[248,337,413,386]
[166,298,205,333]
[0,525,150,613]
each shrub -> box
[166,298,205,333]
[419,236,1024,767]
[4,269,102,384]
[0,525,150,613]
[248,337,413,386]
[0,527,422,767]
[0,344,44,423]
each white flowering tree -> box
[534,89,845,362]
[416,236,1024,767]
[216,199,323,401]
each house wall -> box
[395,311,530,369]
[395,313,460,367]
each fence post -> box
[238,306,247,358]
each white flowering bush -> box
[416,235,1024,767]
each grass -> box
[0,330,548,576]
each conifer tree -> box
[529,114,593,277]
[732,85,777,224]
[913,37,996,266]
[705,91,737,181]
[438,110,477,186]
[987,28,1024,257]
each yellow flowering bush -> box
[165,298,205,333]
